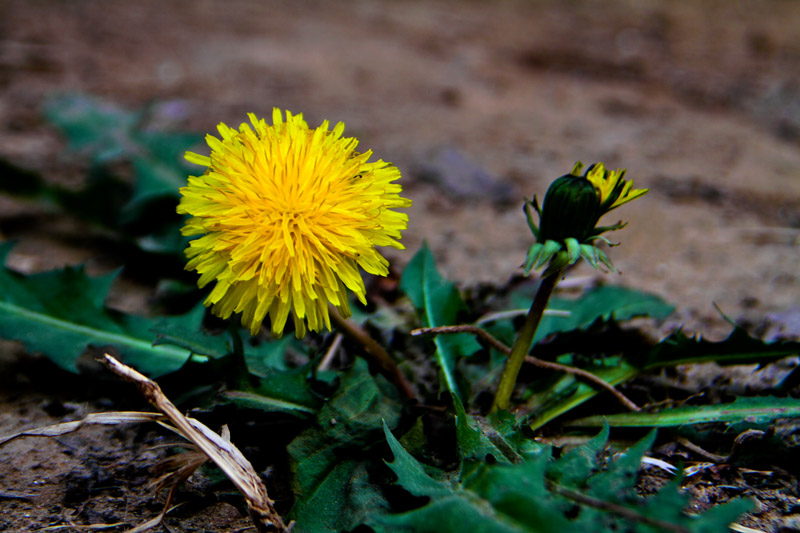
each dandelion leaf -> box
[373,422,750,532]
[639,324,800,369]
[40,93,200,244]
[547,423,609,487]
[494,285,674,345]
[0,242,195,376]
[400,243,481,399]
[287,359,401,532]
[454,394,532,465]
[571,395,800,428]
[221,364,323,418]
[527,322,800,432]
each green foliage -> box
[287,359,403,532]
[637,325,800,369]
[0,242,199,376]
[1,93,204,255]
[42,93,200,209]
[487,285,674,346]
[454,394,537,465]
[221,364,323,418]
[572,395,800,428]
[400,242,481,399]
[525,323,800,431]
[374,423,751,532]
[538,285,673,341]
[525,357,638,431]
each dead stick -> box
[412,325,640,412]
[101,354,289,533]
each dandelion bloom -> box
[178,110,411,337]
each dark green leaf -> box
[638,325,800,369]
[453,394,524,464]
[400,243,481,399]
[221,364,322,418]
[526,323,800,431]
[571,396,800,428]
[0,242,199,376]
[375,416,749,532]
[526,358,638,431]
[496,285,674,345]
[43,93,139,162]
[547,423,609,487]
[287,359,401,531]
[384,421,455,498]
[150,304,229,359]
[41,93,201,238]
[586,430,656,500]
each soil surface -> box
[1,1,799,531]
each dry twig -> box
[411,324,640,412]
[101,354,289,533]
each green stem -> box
[492,267,564,412]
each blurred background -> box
[1,0,799,336]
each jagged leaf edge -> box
[0,241,201,376]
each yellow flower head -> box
[178,110,411,337]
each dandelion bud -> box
[524,162,646,275]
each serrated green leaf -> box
[464,452,572,532]
[638,325,800,369]
[571,396,800,428]
[379,424,571,532]
[150,304,230,359]
[40,93,200,241]
[486,410,544,460]
[686,499,753,533]
[372,495,529,533]
[587,430,656,499]
[43,93,139,161]
[400,243,481,399]
[384,421,455,498]
[453,394,524,465]
[380,421,549,532]
[509,286,674,344]
[291,458,389,533]
[287,359,401,531]
[0,242,199,376]
[547,423,609,487]
[375,419,749,533]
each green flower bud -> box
[523,161,647,275]
[538,174,602,243]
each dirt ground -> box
[0,0,799,531]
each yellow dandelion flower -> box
[177,109,411,337]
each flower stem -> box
[412,324,639,413]
[328,305,416,401]
[491,268,564,412]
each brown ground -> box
[0,1,799,531]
